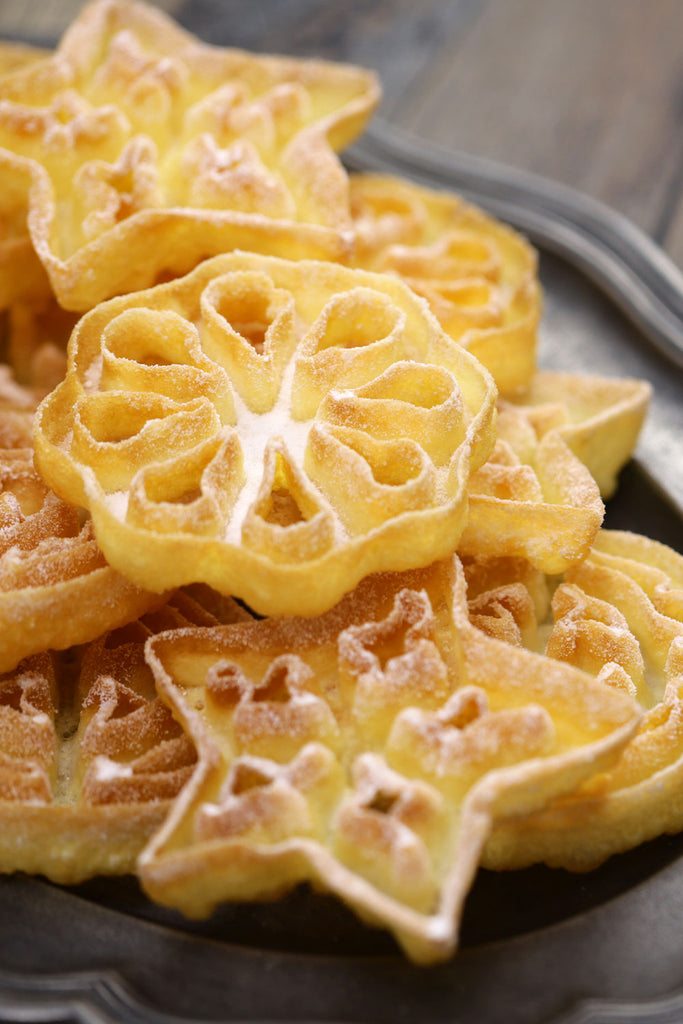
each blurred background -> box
[0,0,680,267]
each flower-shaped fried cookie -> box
[0,451,165,672]
[0,366,38,454]
[0,591,250,883]
[507,371,651,499]
[34,253,497,617]
[139,555,639,963]
[0,0,380,310]
[0,40,47,77]
[1,296,76,396]
[0,36,52,313]
[458,393,604,572]
[0,156,51,311]
[350,173,541,396]
[484,530,683,872]
[0,621,187,882]
[457,370,650,572]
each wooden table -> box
[1,0,681,267]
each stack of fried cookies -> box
[0,0,678,964]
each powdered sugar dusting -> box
[224,352,313,546]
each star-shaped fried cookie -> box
[139,555,639,962]
[0,0,380,310]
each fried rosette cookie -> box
[462,555,551,649]
[0,451,165,672]
[506,371,651,499]
[0,366,38,453]
[458,394,604,572]
[34,253,497,617]
[0,647,186,883]
[0,41,48,77]
[0,44,53,310]
[0,296,76,395]
[0,155,51,311]
[350,173,541,395]
[0,618,181,882]
[0,589,250,882]
[138,555,639,963]
[484,531,683,871]
[0,0,380,310]
[457,370,650,572]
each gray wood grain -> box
[389,0,683,268]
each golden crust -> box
[0,366,39,454]
[483,531,683,871]
[458,392,604,572]
[138,554,639,963]
[350,173,541,396]
[1,296,75,395]
[508,370,651,499]
[0,450,166,673]
[0,590,251,883]
[0,640,194,883]
[0,41,48,77]
[0,39,52,309]
[34,252,497,616]
[0,0,380,310]
[457,370,650,571]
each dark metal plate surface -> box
[0,118,682,1024]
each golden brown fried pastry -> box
[458,395,604,573]
[0,296,76,395]
[0,0,380,310]
[0,629,185,882]
[138,555,639,963]
[0,366,38,453]
[462,554,550,621]
[350,173,541,395]
[0,39,52,309]
[0,156,52,311]
[0,451,166,672]
[0,590,250,883]
[0,41,48,77]
[34,252,497,616]
[484,530,683,871]
[457,370,650,571]
[505,371,651,499]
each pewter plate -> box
[0,129,682,1024]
